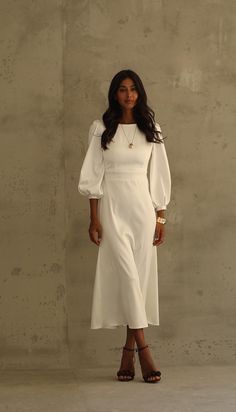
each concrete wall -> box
[0,0,235,369]
[0,1,68,368]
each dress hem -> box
[90,321,160,330]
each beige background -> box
[0,0,235,369]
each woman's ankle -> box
[137,344,149,351]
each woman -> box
[78,69,171,383]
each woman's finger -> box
[88,224,102,246]
[153,228,159,246]
[153,224,165,246]
[156,226,164,245]
[97,227,102,245]
[88,229,97,245]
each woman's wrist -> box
[90,216,99,223]
[155,209,165,218]
[156,216,166,225]
[155,209,166,224]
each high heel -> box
[137,345,161,383]
[117,346,136,381]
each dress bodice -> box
[103,123,153,175]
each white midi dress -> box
[78,119,171,329]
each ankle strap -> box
[123,346,135,351]
[137,344,149,352]
[122,344,149,352]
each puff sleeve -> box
[148,122,171,211]
[78,120,105,199]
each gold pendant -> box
[129,143,133,148]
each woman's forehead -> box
[119,79,136,87]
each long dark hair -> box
[101,69,165,150]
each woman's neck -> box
[119,111,135,124]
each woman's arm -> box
[89,198,99,222]
[88,199,102,246]
[153,208,166,247]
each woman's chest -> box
[103,128,153,170]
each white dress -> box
[78,119,171,329]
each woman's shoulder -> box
[90,119,106,134]
[88,119,105,144]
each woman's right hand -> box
[88,219,103,246]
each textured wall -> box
[0,0,236,370]
[0,1,68,368]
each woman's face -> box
[115,78,138,110]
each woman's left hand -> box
[153,222,165,246]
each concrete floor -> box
[0,366,236,412]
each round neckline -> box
[119,123,137,125]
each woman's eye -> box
[119,87,136,92]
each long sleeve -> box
[78,119,105,199]
[148,122,171,211]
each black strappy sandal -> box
[137,345,161,383]
[117,346,136,381]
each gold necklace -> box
[120,124,137,148]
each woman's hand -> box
[89,219,103,246]
[153,222,165,246]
